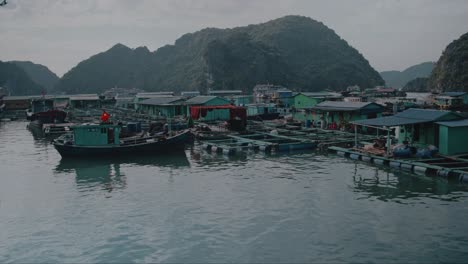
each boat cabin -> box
[72,124,121,146]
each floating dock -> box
[201,132,317,155]
[328,146,468,183]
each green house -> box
[246,103,277,116]
[231,95,253,106]
[434,92,468,109]
[295,101,384,129]
[354,109,463,148]
[138,97,186,117]
[292,92,342,109]
[186,96,231,121]
[437,119,468,155]
[72,124,121,146]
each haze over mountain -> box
[55,16,384,94]
[10,61,59,92]
[402,77,429,92]
[0,61,43,96]
[428,32,468,93]
[380,62,434,89]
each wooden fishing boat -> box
[53,123,193,158]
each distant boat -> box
[53,123,193,158]
[27,98,67,128]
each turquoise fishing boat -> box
[53,123,192,158]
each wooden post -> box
[387,127,391,156]
[354,124,358,147]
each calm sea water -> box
[1,121,468,263]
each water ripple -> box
[1,121,468,262]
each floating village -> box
[1,84,468,183]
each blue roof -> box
[440,92,467,97]
[395,108,456,120]
[313,101,383,111]
[354,108,462,127]
[437,119,468,127]
[185,96,229,105]
[139,97,184,105]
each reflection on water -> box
[351,163,468,203]
[2,121,468,263]
[54,151,191,192]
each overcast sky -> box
[1,0,467,76]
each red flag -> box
[101,111,110,122]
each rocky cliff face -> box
[428,32,468,92]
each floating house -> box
[437,119,468,155]
[31,97,54,112]
[114,96,134,109]
[181,91,201,98]
[69,94,101,109]
[246,103,278,119]
[186,96,231,121]
[231,95,254,106]
[292,92,342,109]
[253,84,288,103]
[134,92,175,110]
[207,90,243,97]
[434,92,468,109]
[271,89,293,106]
[365,87,397,97]
[3,96,34,110]
[304,101,385,129]
[49,95,70,109]
[101,87,143,99]
[138,97,186,117]
[354,108,463,148]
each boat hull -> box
[54,131,193,158]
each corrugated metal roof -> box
[136,92,174,98]
[437,119,468,127]
[395,108,455,120]
[208,90,242,93]
[69,95,99,100]
[301,92,342,98]
[354,116,429,127]
[4,96,38,100]
[354,108,462,127]
[5,95,71,100]
[139,97,184,105]
[313,101,381,111]
[440,92,467,97]
[185,96,229,105]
